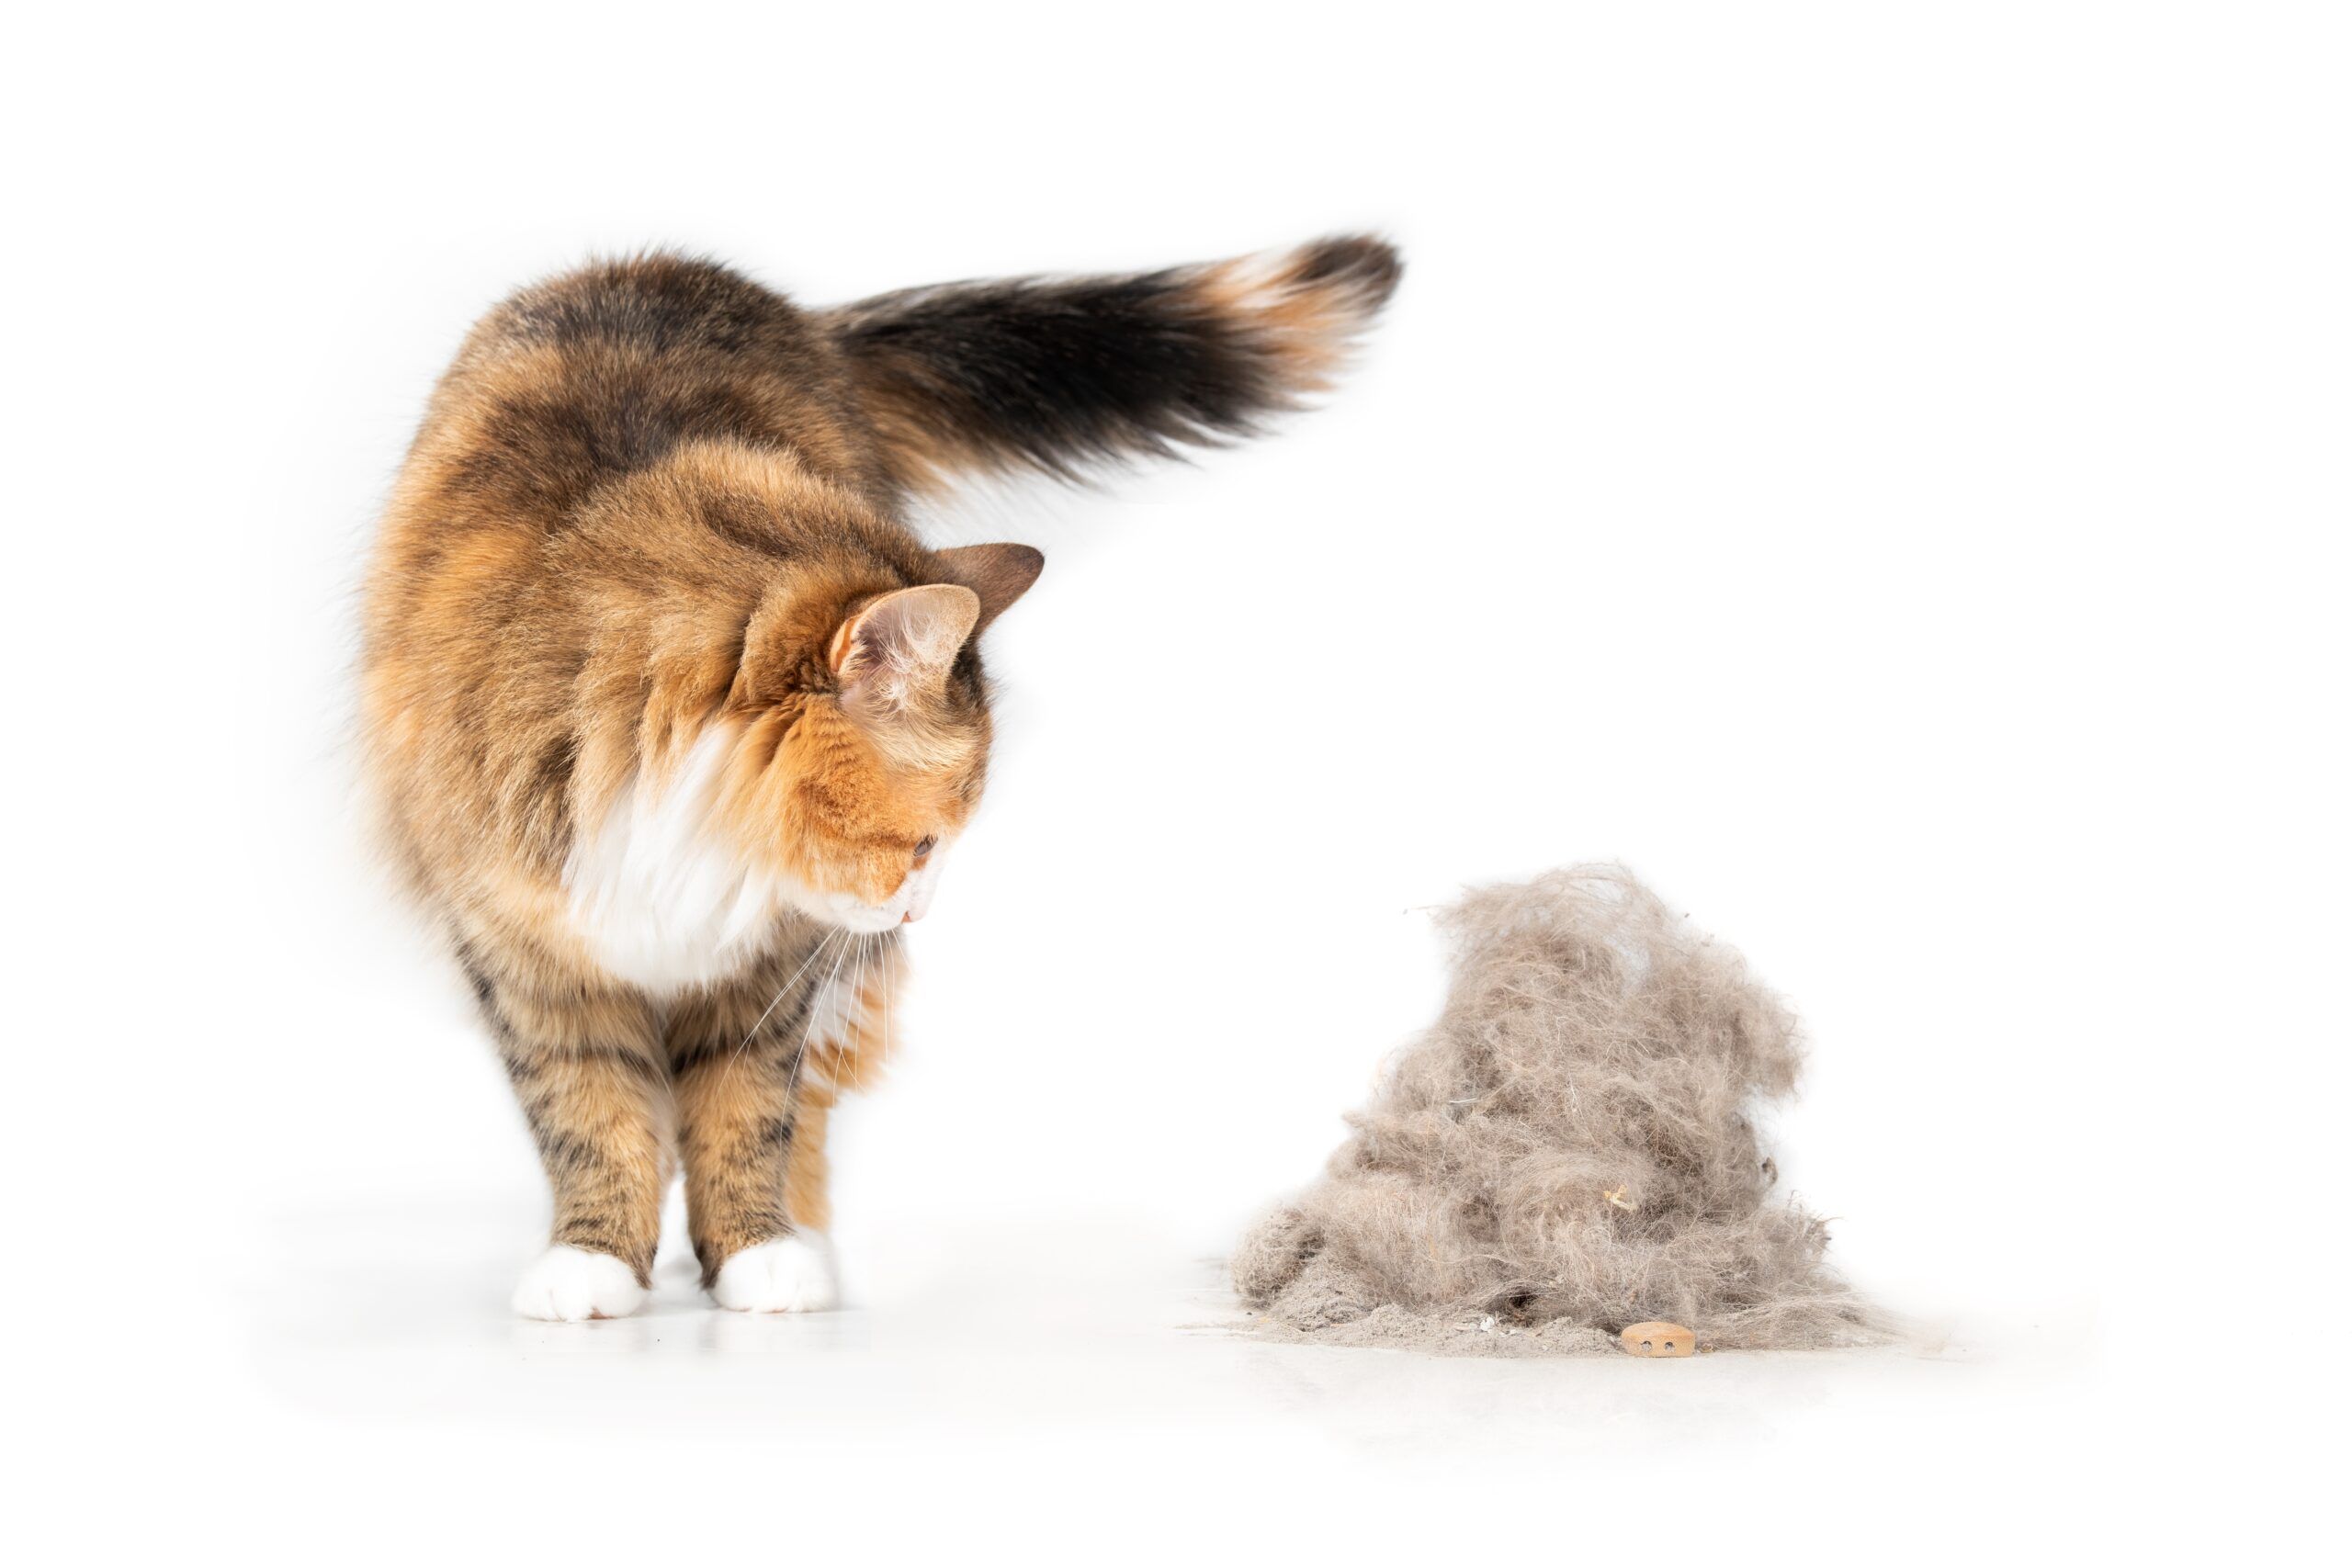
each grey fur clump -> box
[1236,866,1883,1355]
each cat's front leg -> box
[666,945,849,1312]
[672,1063,840,1311]
[473,966,671,1321]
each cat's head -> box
[725,542,1043,933]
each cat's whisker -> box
[853,934,870,1044]
[851,933,873,1077]
[729,926,841,1069]
[785,931,855,1094]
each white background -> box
[8,2,2344,1560]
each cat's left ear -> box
[932,544,1045,636]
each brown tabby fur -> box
[360,237,1399,1304]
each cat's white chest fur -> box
[562,729,781,992]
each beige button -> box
[1620,1321,1695,1358]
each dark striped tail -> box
[824,234,1401,491]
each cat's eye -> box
[913,836,938,863]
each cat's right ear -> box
[828,584,981,716]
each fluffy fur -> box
[361,238,1399,1318]
[1234,867,1884,1355]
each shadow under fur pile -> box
[1234,866,1884,1356]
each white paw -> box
[711,1234,838,1313]
[510,1245,648,1322]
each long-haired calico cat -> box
[361,236,1400,1319]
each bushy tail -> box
[824,235,1401,491]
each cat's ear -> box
[931,544,1045,636]
[829,584,981,712]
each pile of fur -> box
[1234,866,1883,1355]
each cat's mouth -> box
[826,905,910,934]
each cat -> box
[359,236,1400,1319]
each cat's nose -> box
[900,910,917,924]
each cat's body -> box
[361,239,1399,1318]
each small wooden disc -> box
[1620,1321,1695,1358]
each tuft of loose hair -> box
[1235,865,1889,1356]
